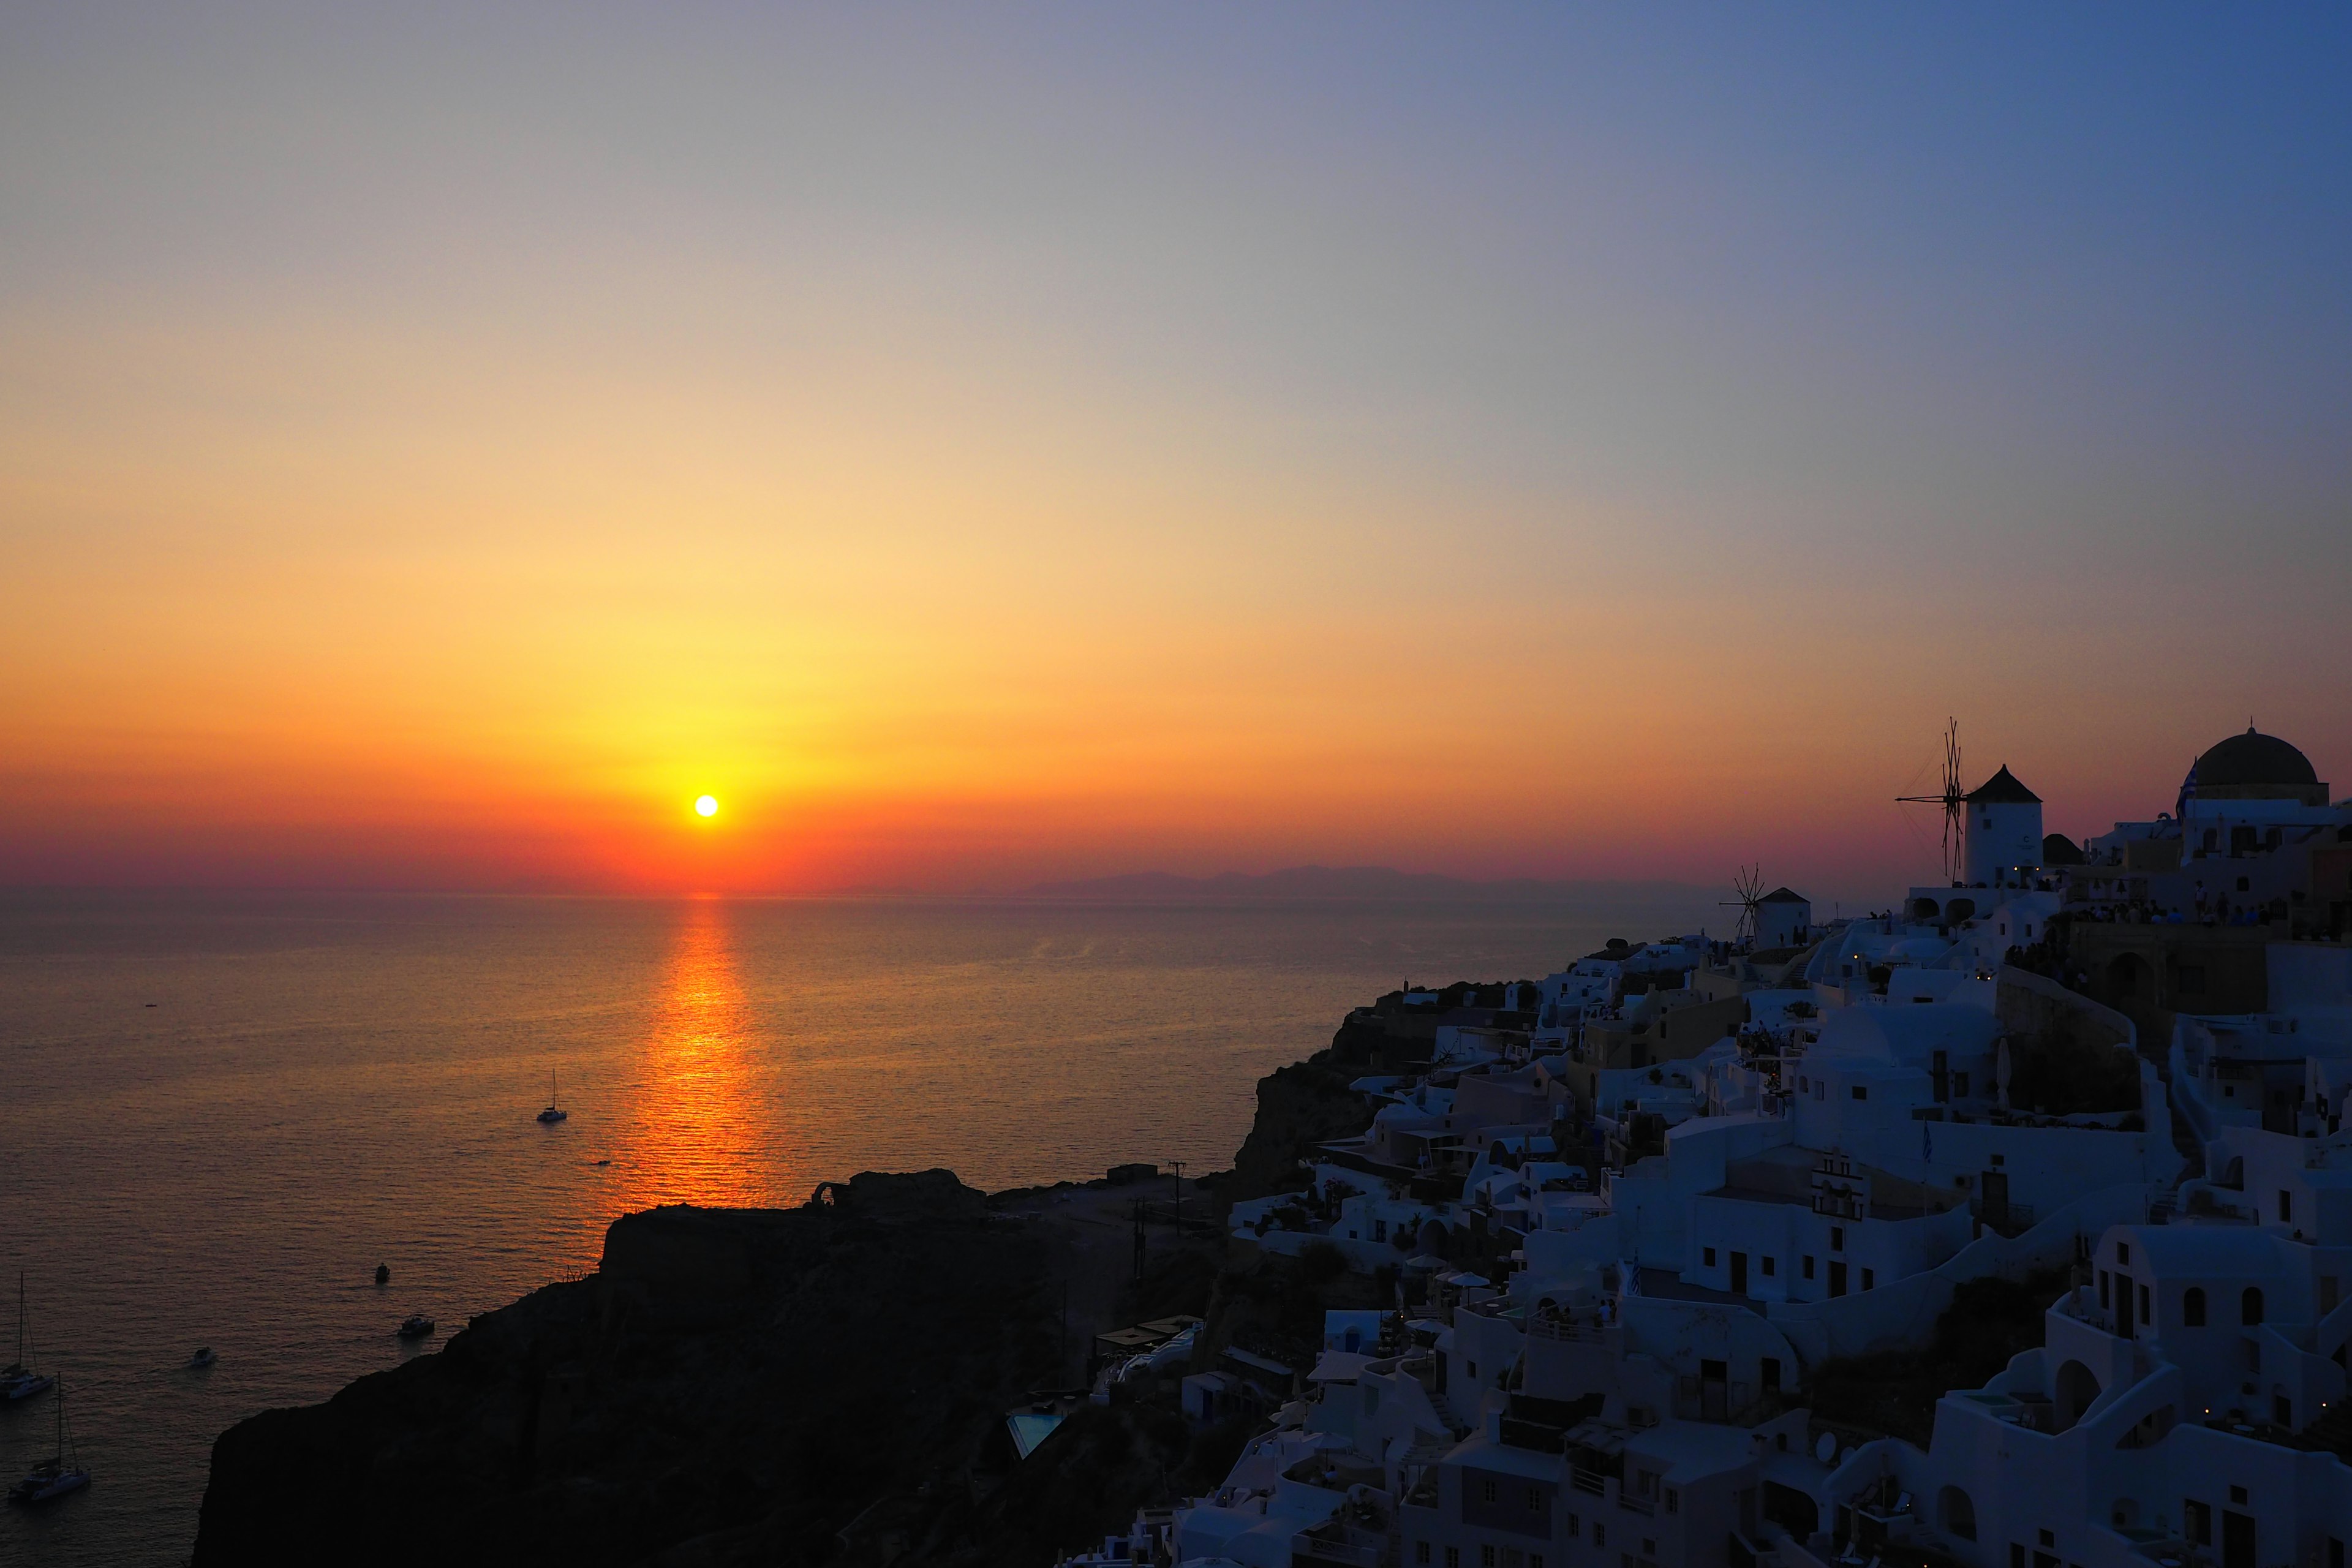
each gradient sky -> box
[4,5,2348,899]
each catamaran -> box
[1,1274,53,1402]
[6,1374,88,1506]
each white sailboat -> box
[536,1069,567,1124]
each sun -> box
[694,794,718,818]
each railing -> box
[1528,1316,1615,1344]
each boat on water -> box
[396,1314,435,1340]
[1,1274,55,1403]
[189,1347,216,1369]
[6,1375,88,1506]
[536,1070,567,1124]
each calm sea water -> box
[0,888,1710,1564]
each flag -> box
[2174,761,2198,823]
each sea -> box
[0,887,1714,1564]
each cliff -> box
[195,1171,1063,1566]
[196,1033,1381,1564]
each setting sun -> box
[694,795,718,819]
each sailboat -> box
[6,1374,89,1505]
[1,1275,54,1402]
[536,1070,567,1124]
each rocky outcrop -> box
[195,1172,1060,1567]
[1222,1048,1377,1202]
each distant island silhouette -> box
[1017,864,1711,902]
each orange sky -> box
[3,9,2346,900]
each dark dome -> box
[2195,727,2317,790]
[2041,832,2085,866]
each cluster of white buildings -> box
[1066,728,2352,1568]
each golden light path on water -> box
[606,899,791,1213]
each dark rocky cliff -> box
[195,1027,1385,1566]
[195,1171,1062,1566]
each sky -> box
[2,5,2348,899]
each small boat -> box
[375,1264,391,1286]
[1,1275,55,1403]
[396,1314,435,1340]
[536,1070,567,1125]
[188,1348,216,1369]
[6,1375,88,1506]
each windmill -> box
[1896,718,1967,884]
[1722,864,1766,950]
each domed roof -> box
[2194,726,2316,790]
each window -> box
[2280,1191,2294,1223]
[2230,1487,2247,1506]
[1814,1080,1825,1101]
[2184,1503,2211,1546]
[1852,1085,1868,1101]
[2099,1271,2111,1308]
[1375,1219,1388,1242]
[1468,1362,1479,1382]
[2184,1287,2206,1327]
[1593,1524,1605,1548]
[1567,1514,1581,1538]
[1803,1256,1815,1280]
[1447,1550,1461,1568]
[1703,1248,1717,1267]
[1482,1479,1498,1504]
[1831,1227,1845,1251]
[1482,1547,1496,1568]
[1665,1489,1679,1515]
[1861,1268,1875,1291]
[1531,1557,1544,1568]
[2116,1242,2130,1265]
[1762,1255,1776,1277]
[2139,1283,2150,1321]
[1762,1357,1782,1390]
[2243,1287,2265,1326]
[1528,1486,1542,1512]
[1953,1071,1970,1098]
[2040,1531,2056,1548]
[1417,1545,1430,1566]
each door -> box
[1829,1261,1848,1297]
[1701,1359,1728,1422]
[1980,1170,2010,1225]
[2223,1511,2256,1568]
[1730,1251,1749,1295]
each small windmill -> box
[1896,718,1967,883]
[1722,864,1766,950]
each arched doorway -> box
[1939,1487,1978,1542]
[2054,1359,2101,1430]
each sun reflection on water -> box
[606,900,788,1212]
